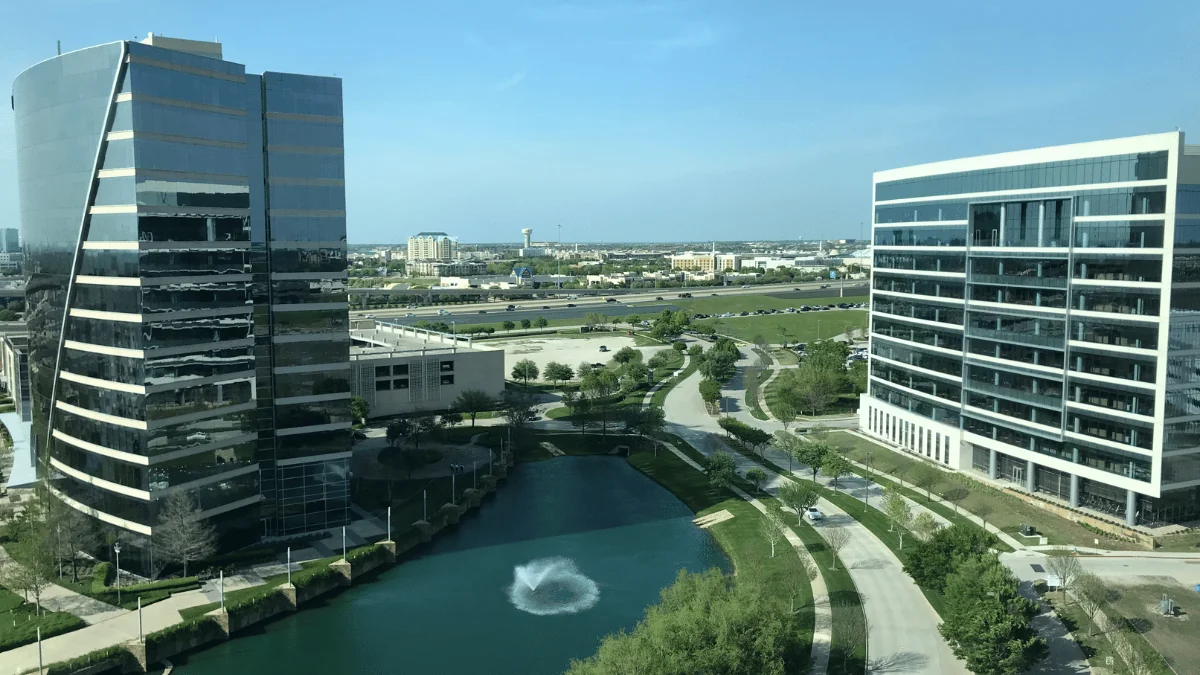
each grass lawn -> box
[764,374,859,419]
[0,586,85,651]
[829,432,1144,551]
[1104,582,1196,673]
[744,366,769,420]
[695,310,867,345]
[650,354,698,408]
[1155,530,1200,552]
[770,348,799,366]
[670,293,867,315]
[625,447,815,672]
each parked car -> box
[599,345,609,352]
[806,507,824,521]
[739,311,749,316]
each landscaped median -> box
[0,587,84,653]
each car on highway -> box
[478,310,487,314]
[541,305,550,309]
[820,284,830,289]
[404,312,416,317]
[806,507,824,521]
[678,292,693,298]
[505,305,516,311]
[710,293,718,296]
[827,304,836,309]
[655,296,663,301]
[785,307,796,313]
[437,309,451,315]
[605,298,617,303]
[365,314,376,319]
[566,303,577,308]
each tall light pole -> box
[113,541,122,606]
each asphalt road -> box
[364,285,869,327]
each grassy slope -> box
[0,586,85,651]
[696,310,868,344]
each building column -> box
[1025,460,1036,493]
[1069,474,1079,508]
[988,449,997,480]
[1126,490,1138,527]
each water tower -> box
[521,228,533,248]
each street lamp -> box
[113,541,122,606]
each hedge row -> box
[90,562,113,594]
[45,645,134,675]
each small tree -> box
[511,359,540,385]
[350,396,370,424]
[584,312,606,329]
[890,462,911,488]
[881,488,913,549]
[1045,551,1082,604]
[746,467,767,494]
[612,346,641,364]
[154,492,218,577]
[520,318,532,330]
[55,507,100,583]
[625,405,666,446]
[796,441,830,483]
[822,454,852,491]
[686,343,703,357]
[672,341,687,352]
[563,391,595,437]
[912,512,941,542]
[838,607,870,672]
[775,401,797,432]
[974,502,994,530]
[943,485,970,514]
[453,389,494,426]
[533,316,549,329]
[778,480,819,524]
[705,451,737,488]
[912,464,941,501]
[698,378,722,411]
[408,414,443,453]
[543,361,575,386]
[441,411,463,427]
[822,526,851,570]
[386,418,410,447]
[501,390,539,432]
[759,510,786,558]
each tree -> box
[672,341,687,352]
[939,554,1047,675]
[453,389,494,426]
[582,369,619,437]
[974,502,994,529]
[441,411,463,427]
[533,316,549,329]
[619,361,650,392]
[350,396,370,424]
[911,463,941,501]
[903,524,997,594]
[778,480,819,524]
[501,390,539,431]
[511,358,540,385]
[837,607,870,673]
[1045,551,1082,604]
[584,312,607,329]
[502,319,516,332]
[699,378,722,410]
[566,569,799,675]
[647,351,671,371]
[821,453,852,491]
[795,441,830,483]
[408,414,443,453]
[821,526,851,570]
[705,451,737,488]
[612,346,641,364]
[577,361,594,378]
[543,361,575,386]
[0,309,17,322]
[520,318,532,330]
[627,314,640,326]
[881,488,913,548]
[775,401,797,432]
[787,361,842,415]
[912,512,941,542]
[54,507,99,584]
[943,485,970,514]
[154,492,218,577]
[624,405,665,445]
[759,510,786,558]
[686,343,703,357]
[562,391,595,437]
[698,351,736,382]
[386,418,410,447]
[746,467,767,494]
[890,462,911,488]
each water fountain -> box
[507,557,600,616]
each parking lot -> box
[491,333,671,377]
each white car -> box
[364,314,376,319]
[806,507,824,521]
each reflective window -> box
[147,442,255,491]
[1073,318,1157,349]
[873,252,965,273]
[271,278,347,304]
[873,274,964,299]
[873,296,963,325]
[274,370,350,397]
[1071,349,1155,383]
[74,285,140,313]
[1075,255,1161,282]
[966,391,1062,427]
[967,338,1064,369]
[1072,288,1160,316]
[273,340,349,367]
[139,215,249,243]
[1070,412,1153,450]
[869,381,960,425]
[146,378,253,421]
[1074,221,1163,248]
[871,340,962,376]
[1178,185,1200,215]
[275,400,350,428]
[268,215,347,242]
[270,247,346,273]
[273,309,347,335]
[79,249,139,276]
[874,201,969,224]
[874,225,966,246]
[873,319,964,351]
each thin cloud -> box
[526,2,676,23]
[492,71,528,91]
[651,22,722,52]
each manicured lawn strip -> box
[770,348,799,366]
[625,447,815,673]
[763,373,859,419]
[0,586,85,651]
[177,556,342,621]
[696,310,868,344]
[744,365,768,420]
[829,432,1144,550]
[674,293,867,315]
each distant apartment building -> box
[408,260,486,277]
[0,229,20,254]
[0,252,23,274]
[12,34,351,560]
[407,232,456,261]
[861,131,1200,528]
[669,252,743,273]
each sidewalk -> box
[0,545,128,625]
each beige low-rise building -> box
[350,322,505,418]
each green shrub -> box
[122,576,199,593]
[91,562,113,593]
[346,544,380,563]
[46,645,134,675]
[146,615,219,648]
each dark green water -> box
[176,456,729,675]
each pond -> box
[176,455,730,675]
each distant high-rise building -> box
[862,131,1200,527]
[0,229,20,253]
[13,34,350,562]
[407,232,455,261]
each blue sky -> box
[2,1,1199,244]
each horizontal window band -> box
[89,205,137,215]
[268,209,346,218]
[142,274,252,286]
[145,370,255,395]
[274,362,351,375]
[139,241,252,250]
[100,168,249,184]
[266,145,343,155]
[89,205,251,218]
[196,494,262,520]
[265,111,343,123]
[63,340,144,359]
[272,302,348,312]
[75,275,141,287]
[46,484,152,536]
[268,241,347,249]
[114,91,247,117]
[272,331,350,344]
[55,400,147,430]
[50,456,150,500]
[275,422,351,437]
[145,338,255,358]
[69,308,142,323]
[81,241,139,250]
[270,272,347,281]
[96,168,137,178]
[267,177,345,187]
[53,429,149,466]
[872,220,968,227]
[154,464,260,498]
[145,306,253,321]
[59,370,144,394]
[275,392,351,405]
[873,179,1169,206]
[277,451,352,467]
[127,53,246,83]
[145,400,256,431]
[148,432,258,465]
[105,130,247,150]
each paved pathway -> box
[641,354,689,405]
[0,545,128,625]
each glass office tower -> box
[861,132,1200,527]
[12,35,349,556]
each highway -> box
[350,280,869,324]
[355,283,869,328]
